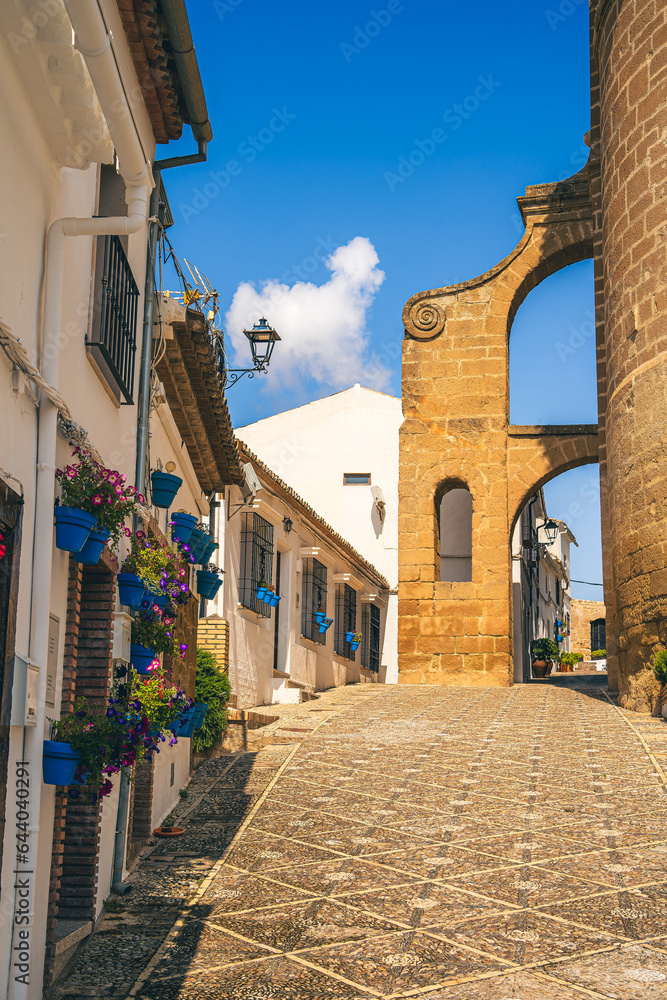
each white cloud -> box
[224,236,389,393]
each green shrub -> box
[193,648,231,753]
[591,649,606,660]
[652,649,667,685]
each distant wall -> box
[571,599,605,659]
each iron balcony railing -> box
[88,235,139,403]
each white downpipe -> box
[5,2,153,996]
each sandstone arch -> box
[399,164,599,689]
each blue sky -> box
[161,0,602,600]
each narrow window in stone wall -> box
[334,583,357,660]
[301,558,327,645]
[239,513,273,618]
[591,618,606,652]
[440,487,473,582]
[361,603,381,672]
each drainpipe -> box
[6,5,152,998]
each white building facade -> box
[236,385,402,682]
[204,445,390,708]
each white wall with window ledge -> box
[208,454,390,709]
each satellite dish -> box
[241,463,261,500]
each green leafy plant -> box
[131,605,188,657]
[531,638,560,661]
[192,648,231,753]
[591,649,607,660]
[122,531,192,604]
[559,652,578,666]
[55,446,144,548]
[652,649,667,685]
[129,662,191,735]
[351,631,363,643]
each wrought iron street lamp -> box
[541,519,560,544]
[221,318,281,389]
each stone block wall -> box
[571,598,606,659]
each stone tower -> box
[590,0,667,711]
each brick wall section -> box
[399,178,596,687]
[197,615,230,674]
[594,0,667,712]
[571,599,606,658]
[131,755,154,842]
[58,564,115,922]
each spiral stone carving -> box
[407,300,445,339]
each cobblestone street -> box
[50,678,667,1000]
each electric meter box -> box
[10,656,39,727]
[112,612,132,663]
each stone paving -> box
[50,676,667,999]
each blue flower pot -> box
[151,471,183,509]
[315,612,326,625]
[256,586,268,601]
[196,570,220,599]
[43,741,81,786]
[150,593,170,610]
[350,641,360,652]
[200,539,218,564]
[117,573,146,608]
[188,528,209,563]
[74,526,110,565]
[192,703,208,730]
[131,644,156,674]
[209,578,222,599]
[268,593,281,607]
[170,511,199,545]
[318,617,333,633]
[174,706,197,737]
[54,506,97,553]
[345,631,355,643]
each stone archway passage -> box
[399,166,598,688]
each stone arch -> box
[507,427,600,540]
[399,161,600,689]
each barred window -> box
[361,603,381,673]
[301,558,327,644]
[334,583,357,660]
[239,513,274,618]
[590,617,606,652]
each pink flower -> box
[93,495,102,505]
[124,528,132,537]
[136,530,146,539]
[148,659,160,671]
[120,474,126,483]
[66,469,77,478]
[137,494,145,504]
[115,485,123,494]
[108,474,117,484]
[127,486,137,496]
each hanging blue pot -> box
[318,617,333,633]
[54,506,97,553]
[74,526,110,565]
[131,643,156,674]
[345,631,355,643]
[269,593,281,607]
[171,512,198,545]
[191,703,208,732]
[150,593,170,610]
[196,570,219,599]
[315,611,326,625]
[188,528,209,563]
[256,586,268,601]
[151,470,183,509]
[201,539,218,564]
[174,706,197,737]
[208,578,223,599]
[43,741,81,786]
[117,573,146,608]
[350,641,360,652]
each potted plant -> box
[346,630,362,651]
[188,526,210,564]
[256,581,269,601]
[591,649,606,660]
[559,652,576,673]
[150,466,183,509]
[121,532,191,609]
[652,650,667,718]
[55,447,144,558]
[318,617,334,634]
[129,662,191,736]
[315,610,327,625]
[530,638,559,678]
[47,698,151,799]
[130,605,188,674]
[196,564,223,600]
[170,511,199,545]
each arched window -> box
[439,488,472,582]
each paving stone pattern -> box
[50,677,667,999]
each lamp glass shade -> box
[243,318,280,367]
